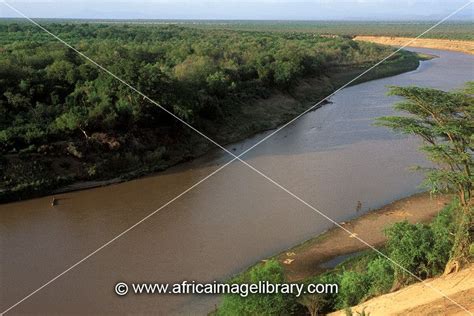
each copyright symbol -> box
[115,282,129,296]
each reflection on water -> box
[1,48,473,315]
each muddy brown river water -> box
[1,48,473,315]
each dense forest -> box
[185,21,474,40]
[191,21,474,41]
[2,19,473,40]
[0,22,421,201]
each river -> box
[1,48,473,315]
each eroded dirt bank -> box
[330,264,474,315]
[354,35,474,55]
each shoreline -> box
[1,50,423,204]
[354,36,474,55]
[259,192,451,282]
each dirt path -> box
[354,36,474,55]
[330,264,474,315]
[277,193,452,281]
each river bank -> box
[0,49,422,203]
[3,47,472,315]
[231,192,451,283]
[274,192,452,281]
[354,36,474,55]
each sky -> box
[0,0,473,20]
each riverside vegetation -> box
[0,22,423,201]
[184,21,474,41]
[216,83,473,315]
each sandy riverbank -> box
[275,192,452,281]
[330,263,474,315]
[354,36,474,55]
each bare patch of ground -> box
[354,36,474,55]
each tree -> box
[173,55,216,84]
[376,83,473,271]
[46,60,78,84]
[298,273,340,316]
[54,106,89,139]
[273,59,301,89]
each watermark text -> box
[115,281,338,298]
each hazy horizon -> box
[1,0,472,21]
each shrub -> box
[385,221,434,285]
[66,142,83,159]
[336,270,370,309]
[218,260,297,315]
[385,202,456,285]
[366,257,394,296]
[428,201,456,272]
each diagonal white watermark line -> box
[1,1,473,315]
[222,0,474,162]
[0,158,238,315]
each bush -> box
[385,202,455,285]
[218,260,297,315]
[366,257,394,296]
[428,201,456,271]
[336,270,370,309]
[385,221,435,285]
